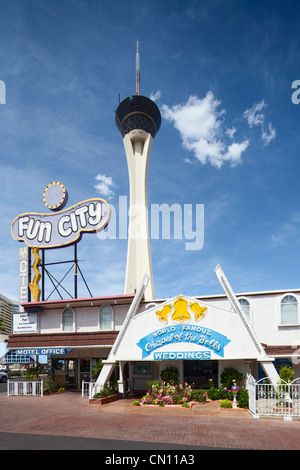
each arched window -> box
[99,305,113,330]
[62,308,74,332]
[281,295,298,324]
[146,303,158,310]
[238,298,250,322]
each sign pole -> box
[28,247,31,302]
[74,243,78,299]
[41,249,45,301]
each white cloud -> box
[94,174,116,199]
[150,90,161,102]
[225,140,249,165]
[270,211,300,247]
[262,122,276,146]
[243,100,276,146]
[225,127,236,139]
[243,100,266,128]
[161,92,249,168]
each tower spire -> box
[136,40,140,95]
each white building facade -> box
[8,265,300,392]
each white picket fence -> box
[81,381,101,399]
[246,374,300,420]
[7,380,43,397]
[6,380,98,398]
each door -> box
[79,359,91,384]
[183,360,218,388]
[65,359,76,390]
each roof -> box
[7,332,300,359]
[21,294,136,311]
[7,331,118,349]
[262,344,300,357]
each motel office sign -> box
[16,348,68,356]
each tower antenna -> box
[136,40,140,95]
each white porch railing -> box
[246,374,300,420]
[7,380,43,397]
[81,381,102,399]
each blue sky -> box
[1,0,300,301]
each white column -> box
[118,361,126,397]
[123,129,155,300]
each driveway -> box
[1,392,300,450]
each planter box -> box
[132,403,194,410]
[89,393,121,405]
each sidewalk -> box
[1,392,300,450]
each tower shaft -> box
[123,129,154,300]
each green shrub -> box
[8,371,21,377]
[181,401,190,408]
[132,400,141,406]
[237,388,249,409]
[279,366,295,383]
[43,378,59,395]
[220,399,232,408]
[24,368,35,380]
[160,366,179,384]
[206,382,233,401]
[190,389,208,403]
[220,367,243,389]
[146,380,161,388]
[24,365,45,381]
[207,386,220,400]
[93,380,118,398]
[92,359,103,379]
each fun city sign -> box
[11,181,110,304]
[11,181,110,249]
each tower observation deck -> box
[115,95,161,139]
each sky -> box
[1,0,300,302]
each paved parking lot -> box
[1,392,300,450]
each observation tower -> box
[115,41,161,300]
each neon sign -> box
[11,198,110,248]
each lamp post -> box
[231,380,239,408]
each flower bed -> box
[133,381,204,408]
[89,380,121,405]
[89,393,121,405]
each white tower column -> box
[123,129,154,300]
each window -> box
[99,305,113,330]
[146,303,158,310]
[62,308,74,331]
[133,362,151,376]
[238,298,250,322]
[280,295,298,325]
